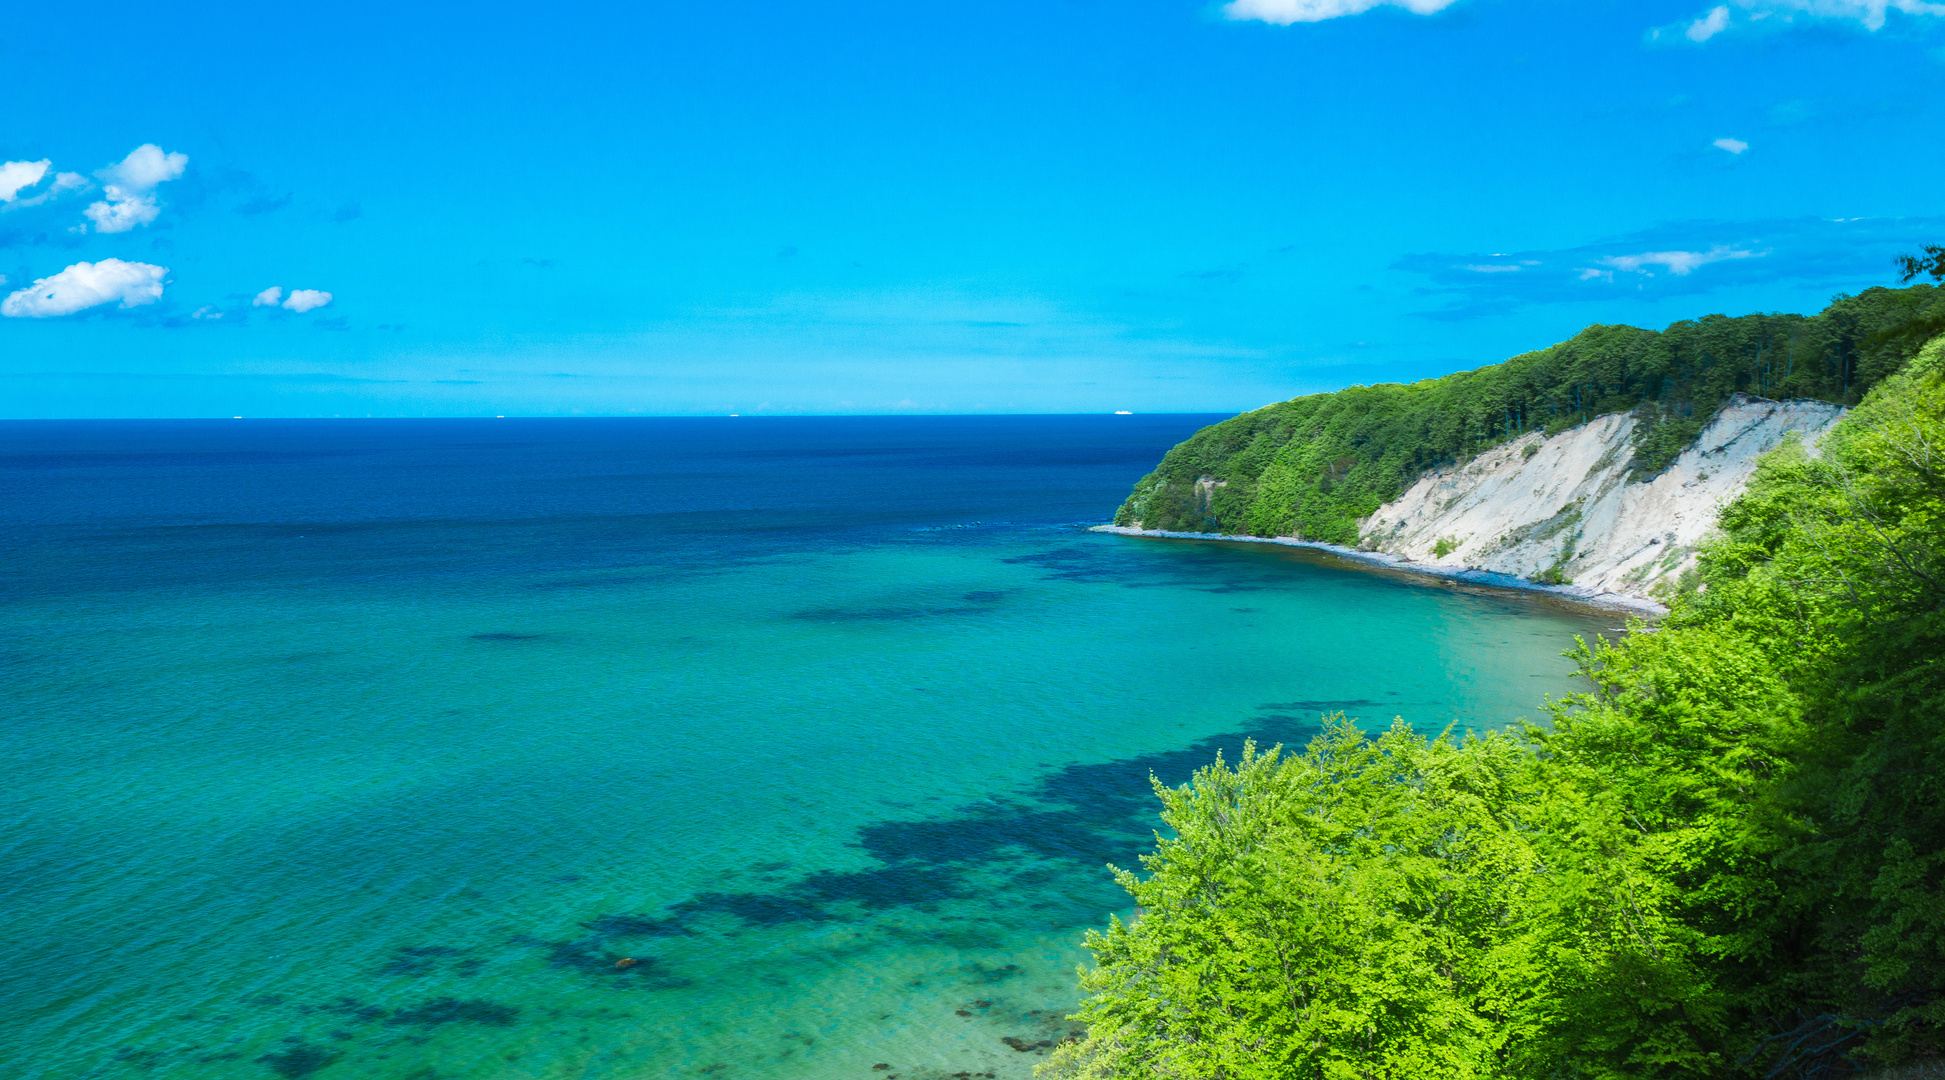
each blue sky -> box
[3,0,1942,417]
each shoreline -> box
[1091,525,1669,617]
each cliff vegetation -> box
[1114,285,1944,545]
[1054,335,1945,1079]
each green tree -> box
[1897,244,1945,284]
[1060,335,1945,1078]
[1050,722,1554,1080]
[1115,286,1943,544]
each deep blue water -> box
[0,417,1610,1080]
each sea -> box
[0,416,1616,1080]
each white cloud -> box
[1223,0,1457,24]
[102,144,188,191]
[192,305,222,320]
[1714,137,1750,154]
[253,285,335,313]
[84,195,160,233]
[1462,264,1523,273]
[0,160,50,202]
[10,170,90,211]
[1,259,169,317]
[281,289,333,313]
[1793,0,1945,29]
[81,144,188,234]
[1595,245,1762,277]
[1688,5,1732,38]
[1667,0,1945,41]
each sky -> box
[3,0,1943,418]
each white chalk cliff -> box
[1359,395,1845,603]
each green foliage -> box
[1061,724,1551,1080]
[1432,536,1458,558]
[1875,247,1945,356]
[1057,337,1945,1079]
[1113,286,1944,543]
[1898,244,1945,284]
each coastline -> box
[1091,525,1669,617]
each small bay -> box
[0,416,1613,1080]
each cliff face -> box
[1358,395,1845,600]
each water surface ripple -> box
[0,417,1611,1080]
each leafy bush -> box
[1057,337,1945,1079]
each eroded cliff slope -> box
[1358,395,1844,599]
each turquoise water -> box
[0,418,1611,1080]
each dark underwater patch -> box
[512,936,692,989]
[999,546,1122,583]
[257,1041,342,1079]
[580,718,1323,942]
[300,997,390,1023]
[924,924,1006,950]
[469,632,546,641]
[534,937,628,971]
[385,997,519,1028]
[375,945,466,977]
[111,1047,165,1070]
[961,590,1007,602]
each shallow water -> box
[0,417,1612,1080]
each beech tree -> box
[1054,336,1945,1079]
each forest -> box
[1114,284,1944,546]
[1055,326,1945,1078]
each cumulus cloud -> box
[103,144,189,191]
[82,144,188,234]
[0,160,51,203]
[1688,5,1733,38]
[281,288,332,313]
[254,285,334,313]
[1714,137,1750,154]
[1223,0,1458,24]
[1,259,168,317]
[0,164,84,211]
[1659,0,1945,41]
[83,196,162,233]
